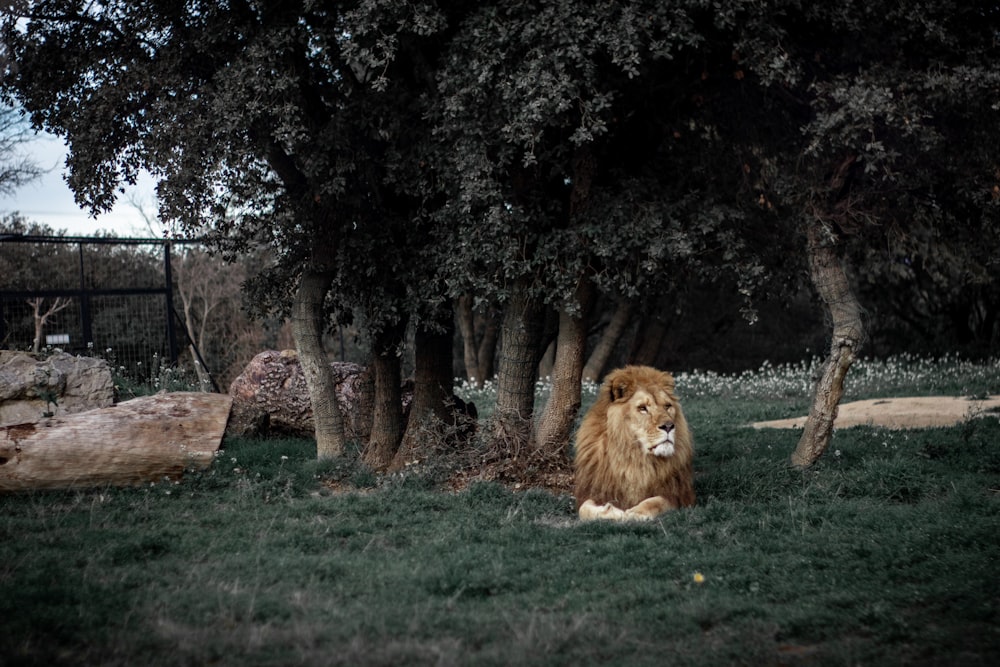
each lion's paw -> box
[625,496,675,520]
[579,499,629,521]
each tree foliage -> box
[432,0,768,309]
[3,0,998,468]
[703,0,999,465]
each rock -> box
[227,350,375,439]
[0,351,114,427]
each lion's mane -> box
[574,365,695,514]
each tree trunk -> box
[476,308,499,383]
[291,268,347,459]
[456,296,500,386]
[630,295,672,367]
[188,344,214,392]
[791,219,866,468]
[491,281,546,455]
[0,392,231,492]
[582,300,633,382]
[178,284,214,392]
[29,297,71,354]
[456,295,481,386]
[392,318,456,470]
[534,279,594,455]
[362,324,406,471]
[537,340,556,379]
[533,146,597,454]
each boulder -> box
[0,351,114,427]
[227,350,376,439]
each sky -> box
[0,129,159,238]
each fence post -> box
[78,241,94,347]
[163,241,178,365]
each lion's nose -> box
[659,422,674,433]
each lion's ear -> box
[607,371,635,402]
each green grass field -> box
[2,356,999,666]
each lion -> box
[573,365,695,521]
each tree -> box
[27,295,70,353]
[534,276,592,454]
[0,106,43,196]
[128,196,266,389]
[0,216,78,351]
[582,299,632,383]
[7,0,995,478]
[1,0,464,461]
[433,0,749,459]
[0,108,51,350]
[704,0,1000,466]
[455,294,498,387]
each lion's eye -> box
[638,405,648,413]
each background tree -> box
[1,0,466,461]
[27,295,70,353]
[700,0,1000,466]
[0,107,50,350]
[0,215,76,350]
[455,295,498,387]
[172,247,250,391]
[0,105,43,196]
[434,0,770,461]
[5,0,997,477]
[128,195,266,390]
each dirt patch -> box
[751,396,1000,430]
[447,450,575,495]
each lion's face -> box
[606,367,682,458]
[619,386,679,456]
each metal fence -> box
[0,235,199,385]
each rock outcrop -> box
[227,350,375,439]
[0,351,114,426]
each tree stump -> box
[0,392,232,492]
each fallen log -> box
[0,392,232,492]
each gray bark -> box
[791,219,866,468]
[392,320,456,470]
[476,312,499,383]
[362,325,405,471]
[582,300,633,382]
[535,279,593,455]
[456,295,481,386]
[290,268,347,458]
[491,282,546,454]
